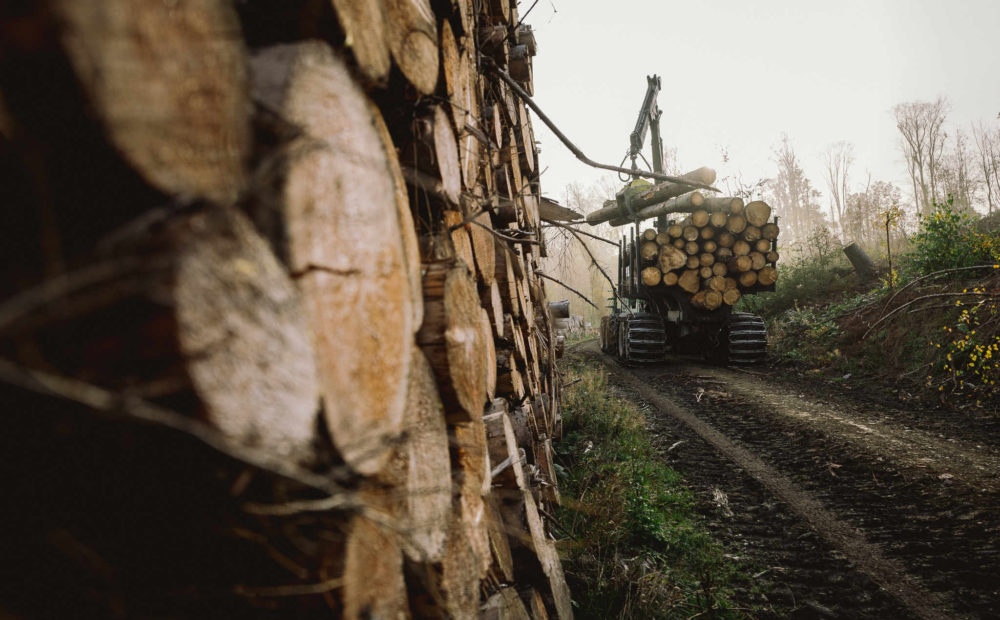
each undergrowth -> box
[747,202,1000,410]
[555,356,743,619]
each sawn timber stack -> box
[0,1,569,618]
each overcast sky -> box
[524,0,1000,213]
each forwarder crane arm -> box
[627,75,664,177]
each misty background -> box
[529,0,1000,327]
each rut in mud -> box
[574,340,1000,619]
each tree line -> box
[767,97,1000,256]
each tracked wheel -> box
[619,312,665,364]
[714,312,767,365]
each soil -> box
[572,339,1000,619]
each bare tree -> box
[938,128,978,213]
[972,120,1000,214]
[894,97,949,215]
[543,179,619,325]
[769,135,826,247]
[822,141,854,236]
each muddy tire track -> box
[574,340,1000,619]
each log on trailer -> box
[585,166,717,224]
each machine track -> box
[617,311,665,364]
[713,311,767,365]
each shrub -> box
[735,250,855,320]
[926,292,1000,405]
[908,200,1000,276]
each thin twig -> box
[401,166,457,206]
[907,302,984,314]
[0,359,350,498]
[484,60,718,191]
[558,224,633,316]
[234,577,344,598]
[900,362,934,378]
[242,495,357,516]
[537,506,576,540]
[0,257,168,336]
[873,264,999,324]
[863,292,998,339]
[469,219,540,245]
[542,218,618,246]
[535,272,598,309]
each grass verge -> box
[555,353,742,619]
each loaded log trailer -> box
[592,76,778,365]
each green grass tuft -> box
[555,355,743,619]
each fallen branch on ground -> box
[863,292,999,339]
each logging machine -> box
[592,75,776,365]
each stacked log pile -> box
[0,0,567,618]
[621,198,780,309]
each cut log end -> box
[418,261,488,422]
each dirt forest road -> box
[574,339,1000,619]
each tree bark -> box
[843,242,875,281]
[702,196,744,213]
[586,167,716,224]
[607,190,705,226]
